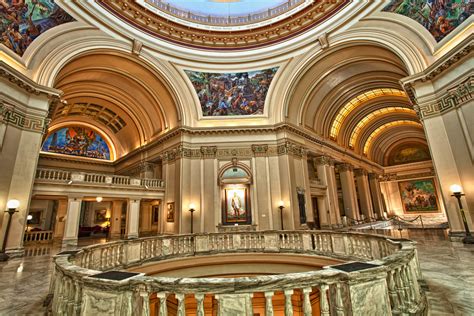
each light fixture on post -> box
[96,196,103,203]
[26,214,33,233]
[450,184,474,244]
[278,200,285,230]
[0,199,20,261]
[189,203,196,234]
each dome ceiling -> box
[98,0,348,50]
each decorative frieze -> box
[200,146,218,158]
[380,171,435,182]
[414,77,473,119]
[277,141,306,157]
[0,102,48,133]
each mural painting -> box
[0,0,74,56]
[388,145,431,166]
[42,126,111,160]
[224,187,250,224]
[185,68,278,116]
[383,0,472,41]
[398,178,439,213]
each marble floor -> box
[0,230,473,315]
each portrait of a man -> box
[224,187,249,223]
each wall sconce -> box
[189,203,196,234]
[96,196,103,203]
[450,184,474,244]
[278,200,285,230]
[26,214,33,233]
[1,199,20,261]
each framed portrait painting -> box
[95,209,107,223]
[398,178,439,213]
[166,202,175,223]
[224,187,250,224]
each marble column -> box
[369,173,385,219]
[402,60,473,237]
[314,156,341,228]
[126,199,141,239]
[53,199,67,240]
[0,64,60,255]
[355,169,374,220]
[62,197,82,246]
[110,200,124,239]
[338,164,360,220]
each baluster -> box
[140,290,150,316]
[264,291,274,316]
[319,284,330,316]
[284,289,293,316]
[401,265,413,308]
[195,294,205,316]
[176,293,186,316]
[335,283,345,316]
[302,288,312,316]
[157,293,168,316]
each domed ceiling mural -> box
[98,0,349,50]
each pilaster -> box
[338,164,360,221]
[355,169,374,220]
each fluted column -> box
[338,164,360,220]
[355,169,374,220]
[368,173,385,219]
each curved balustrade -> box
[50,230,426,315]
[146,0,304,26]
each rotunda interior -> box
[0,0,472,314]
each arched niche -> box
[218,163,253,226]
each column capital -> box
[251,144,269,157]
[337,163,353,172]
[200,145,218,158]
[354,169,368,177]
[368,173,380,180]
[314,155,332,166]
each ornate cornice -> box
[0,61,61,98]
[98,0,349,50]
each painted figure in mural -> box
[0,0,74,56]
[383,0,472,41]
[185,68,278,116]
[41,127,111,160]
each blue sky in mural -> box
[165,0,288,16]
[42,127,111,160]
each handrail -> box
[50,230,426,315]
[390,215,425,229]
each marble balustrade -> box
[50,230,426,315]
[35,167,165,189]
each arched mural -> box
[42,126,111,160]
[388,145,431,166]
[0,0,74,56]
[185,67,278,116]
[383,0,472,42]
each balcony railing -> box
[24,230,53,244]
[50,230,426,315]
[35,168,165,190]
[146,0,304,26]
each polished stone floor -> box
[0,230,473,315]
